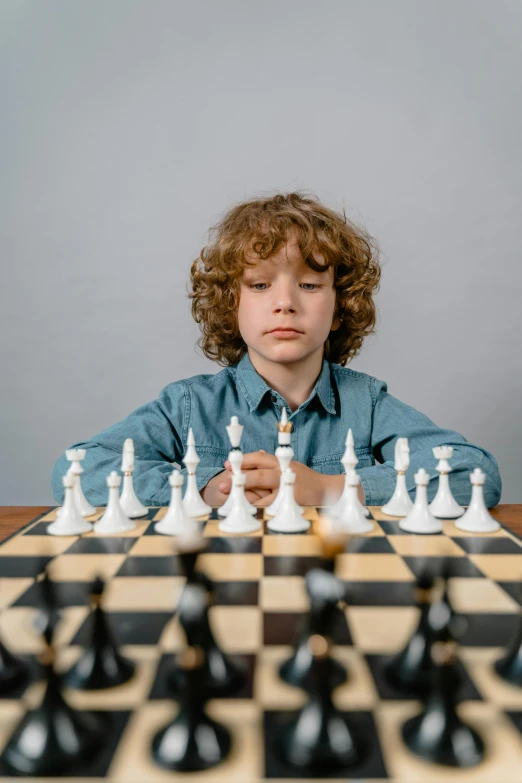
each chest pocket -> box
[307,446,373,475]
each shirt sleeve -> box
[357,378,502,509]
[50,381,224,507]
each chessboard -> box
[1,504,522,782]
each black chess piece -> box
[64,576,135,690]
[277,634,364,772]
[1,570,105,776]
[169,536,245,697]
[0,639,29,695]
[152,644,231,772]
[401,580,484,768]
[494,584,522,687]
[384,567,437,694]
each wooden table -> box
[1,505,522,541]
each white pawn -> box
[266,407,297,518]
[182,429,212,518]
[119,438,149,518]
[267,469,310,533]
[336,472,374,533]
[331,428,370,518]
[63,449,96,517]
[455,468,500,533]
[381,438,414,517]
[428,446,465,519]
[218,417,256,517]
[94,472,136,533]
[399,468,442,534]
[155,470,198,536]
[218,473,262,534]
[48,471,94,536]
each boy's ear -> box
[330,313,342,332]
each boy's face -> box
[237,231,340,367]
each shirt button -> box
[270,394,277,402]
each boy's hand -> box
[219,450,360,507]
[202,469,272,507]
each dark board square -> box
[263,607,351,646]
[344,581,415,606]
[378,520,413,535]
[64,537,137,555]
[348,537,394,554]
[403,556,484,579]
[0,654,40,700]
[115,556,183,577]
[317,507,375,521]
[0,710,130,777]
[459,613,519,647]
[498,582,522,606]
[71,611,172,646]
[264,556,322,577]
[263,710,388,779]
[205,536,262,554]
[452,537,522,555]
[22,521,61,536]
[149,653,255,700]
[213,580,259,606]
[365,654,483,702]
[13,581,88,608]
[506,711,522,736]
[0,556,54,578]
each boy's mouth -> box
[268,328,303,338]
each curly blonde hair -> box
[188,191,381,366]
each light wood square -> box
[262,535,322,556]
[450,578,520,613]
[0,578,34,610]
[154,507,208,524]
[376,700,522,782]
[50,553,126,581]
[388,535,465,557]
[255,645,306,709]
[261,576,307,611]
[211,606,261,653]
[0,606,89,652]
[103,577,185,611]
[335,553,415,581]
[203,518,262,537]
[469,555,522,581]
[158,614,185,652]
[461,647,522,710]
[109,699,262,782]
[40,507,103,523]
[197,553,262,581]
[346,606,418,652]
[443,520,508,538]
[0,535,77,556]
[128,536,176,556]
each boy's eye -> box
[247,282,321,291]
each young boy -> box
[51,192,502,510]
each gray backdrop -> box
[1,0,521,505]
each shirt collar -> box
[235,351,336,415]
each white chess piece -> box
[381,438,414,517]
[94,472,136,533]
[218,417,256,517]
[455,468,500,533]
[48,471,94,536]
[331,428,370,518]
[61,449,96,517]
[399,468,442,534]
[218,473,262,534]
[336,471,374,534]
[267,469,310,533]
[265,407,297,517]
[182,429,212,518]
[428,446,465,519]
[119,438,149,518]
[155,470,199,536]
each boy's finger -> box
[243,468,279,490]
[239,452,279,470]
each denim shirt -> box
[51,352,502,508]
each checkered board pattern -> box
[1,505,522,782]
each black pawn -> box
[401,589,484,768]
[1,570,104,776]
[280,567,347,690]
[64,576,135,690]
[494,587,522,687]
[277,634,363,772]
[384,567,436,694]
[152,645,231,772]
[0,639,29,695]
